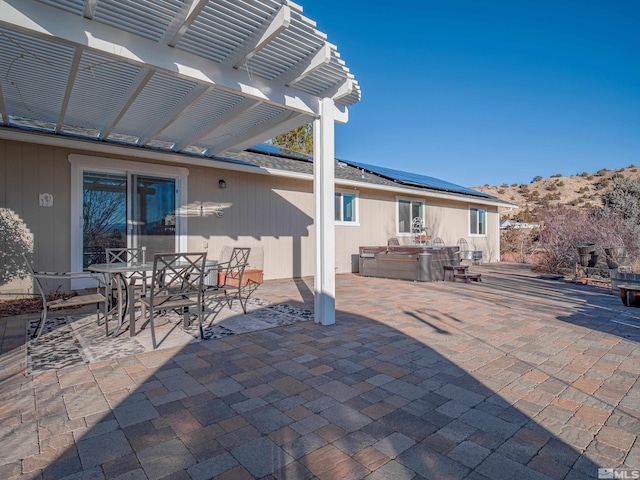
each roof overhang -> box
[0,0,360,156]
[0,126,515,210]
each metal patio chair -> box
[432,236,445,247]
[203,247,252,314]
[105,247,147,265]
[105,247,148,318]
[105,247,149,335]
[22,254,107,339]
[139,252,206,349]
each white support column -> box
[313,97,336,325]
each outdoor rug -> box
[25,298,313,374]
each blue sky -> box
[301,1,640,187]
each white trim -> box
[69,154,189,280]
[396,196,426,236]
[468,205,487,237]
[335,188,359,226]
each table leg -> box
[129,279,136,337]
[112,273,125,336]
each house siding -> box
[0,138,501,295]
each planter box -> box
[217,269,263,287]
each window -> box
[398,199,424,234]
[470,207,487,235]
[335,191,358,224]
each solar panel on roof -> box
[339,159,495,199]
[247,144,495,199]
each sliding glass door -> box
[131,174,177,259]
[81,171,179,268]
[82,171,127,268]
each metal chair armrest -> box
[33,271,107,287]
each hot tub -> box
[358,246,461,282]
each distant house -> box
[500,220,540,230]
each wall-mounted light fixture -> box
[218,179,226,189]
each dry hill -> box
[473,165,640,221]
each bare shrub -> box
[501,228,538,263]
[534,206,593,273]
[535,205,640,273]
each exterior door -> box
[82,171,127,268]
[131,174,177,259]
[82,171,178,268]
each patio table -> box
[88,262,151,337]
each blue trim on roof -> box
[340,159,496,199]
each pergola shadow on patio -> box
[1,263,639,479]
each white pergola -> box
[0,0,361,326]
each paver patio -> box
[1,263,639,479]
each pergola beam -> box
[227,4,291,69]
[56,46,83,133]
[173,97,260,152]
[205,109,302,156]
[278,42,333,87]
[0,72,7,126]
[83,0,98,19]
[219,113,311,154]
[98,69,154,140]
[320,77,353,102]
[137,84,211,146]
[164,0,209,47]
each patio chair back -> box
[140,252,207,349]
[22,254,107,339]
[203,247,252,313]
[219,247,251,288]
[105,247,149,322]
[106,247,147,265]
